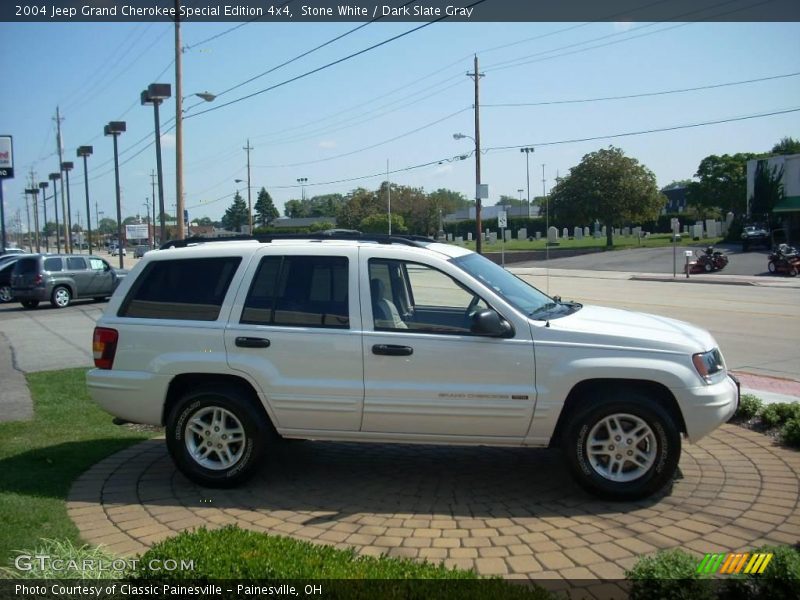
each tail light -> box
[34,274,43,285]
[93,327,119,369]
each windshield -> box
[451,253,553,315]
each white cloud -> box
[318,140,336,149]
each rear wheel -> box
[790,266,798,277]
[20,299,39,309]
[703,261,713,272]
[562,392,681,500]
[50,286,72,308]
[0,285,12,303]
[768,261,777,273]
[166,385,272,487]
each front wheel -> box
[768,261,777,273]
[0,285,12,303]
[166,385,271,488]
[704,261,713,272]
[562,393,681,500]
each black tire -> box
[21,299,39,309]
[703,261,713,272]
[50,285,72,308]
[562,392,681,500]
[768,261,777,274]
[790,266,798,278]
[166,385,272,488]
[0,284,12,303]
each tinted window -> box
[67,257,87,270]
[242,255,349,328]
[14,257,39,274]
[119,257,241,321]
[44,258,63,272]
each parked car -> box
[1,247,26,256]
[740,225,769,251]
[110,246,127,257]
[134,245,151,258]
[0,257,21,303]
[11,254,128,309]
[87,234,738,500]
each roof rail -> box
[159,231,434,250]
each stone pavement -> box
[68,424,800,587]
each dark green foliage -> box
[254,188,279,228]
[759,403,800,428]
[221,192,250,233]
[722,545,800,600]
[734,394,763,420]
[626,549,714,600]
[131,526,553,599]
[781,418,800,448]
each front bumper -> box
[677,374,740,442]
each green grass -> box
[455,233,724,253]
[0,368,149,564]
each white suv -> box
[87,234,739,499]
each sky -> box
[1,16,799,232]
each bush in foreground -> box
[625,549,714,600]
[733,394,763,421]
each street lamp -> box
[24,187,40,252]
[77,146,94,254]
[453,133,483,253]
[61,161,74,253]
[141,83,171,244]
[143,202,152,247]
[39,182,49,252]
[296,177,308,202]
[48,173,62,253]
[520,147,534,218]
[104,121,126,269]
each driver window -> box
[368,259,488,335]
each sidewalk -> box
[734,371,800,405]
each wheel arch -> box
[548,378,686,448]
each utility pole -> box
[150,170,156,245]
[467,55,484,254]
[24,188,32,252]
[54,107,71,253]
[244,139,253,233]
[542,163,548,262]
[387,159,391,235]
[174,0,185,240]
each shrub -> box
[734,394,763,420]
[723,544,800,600]
[760,403,800,428]
[625,549,715,600]
[781,418,800,448]
[131,526,552,599]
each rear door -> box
[11,256,43,291]
[225,246,363,433]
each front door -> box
[361,253,536,440]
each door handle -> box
[372,344,413,356]
[235,336,271,348]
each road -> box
[514,242,775,276]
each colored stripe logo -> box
[697,553,773,575]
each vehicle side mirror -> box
[471,309,513,337]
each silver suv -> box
[11,254,127,309]
[87,234,739,500]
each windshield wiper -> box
[529,302,558,317]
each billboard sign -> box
[125,224,149,240]
[0,136,13,179]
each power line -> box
[482,72,800,108]
[184,0,488,120]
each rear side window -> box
[67,257,87,270]
[14,258,39,274]
[44,258,63,272]
[119,257,241,321]
[241,255,349,328]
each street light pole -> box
[77,146,93,255]
[62,161,74,253]
[48,172,61,253]
[520,147,534,218]
[141,83,171,245]
[24,187,39,252]
[105,121,126,269]
[39,182,49,252]
[244,140,253,233]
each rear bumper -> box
[86,368,168,425]
[11,287,49,301]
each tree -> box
[771,136,800,156]
[496,195,525,207]
[221,192,250,232]
[97,218,117,235]
[661,179,693,191]
[254,188,279,227]
[359,213,408,234]
[750,159,784,218]
[685,153,756,218]
[195,217,214,227]
[549,146,664,247]
[336,188,383,230]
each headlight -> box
[693,348,725,382]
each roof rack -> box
[159,231,435,250]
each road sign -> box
[0,136,13,179]
[498,210,507,229]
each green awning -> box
[773,195,800,213]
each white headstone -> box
[535,231,541,240]
[517,227,527,240]
[693,224,703,240]
[489,232,498,243]
[456,236,463,244]
[632,226,641,237]
[601,226,607,236]
[447,233,453,242]
[574,226,582,239]
[584,227,590,238]
[467,232,472,241]
[562,227,569,239]
[622,227,630,237]
[504,230,512,241]
[547,226,558,244]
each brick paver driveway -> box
[68,424,800,582]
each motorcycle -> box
[686,246,729,274]
[768,244,800,277]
